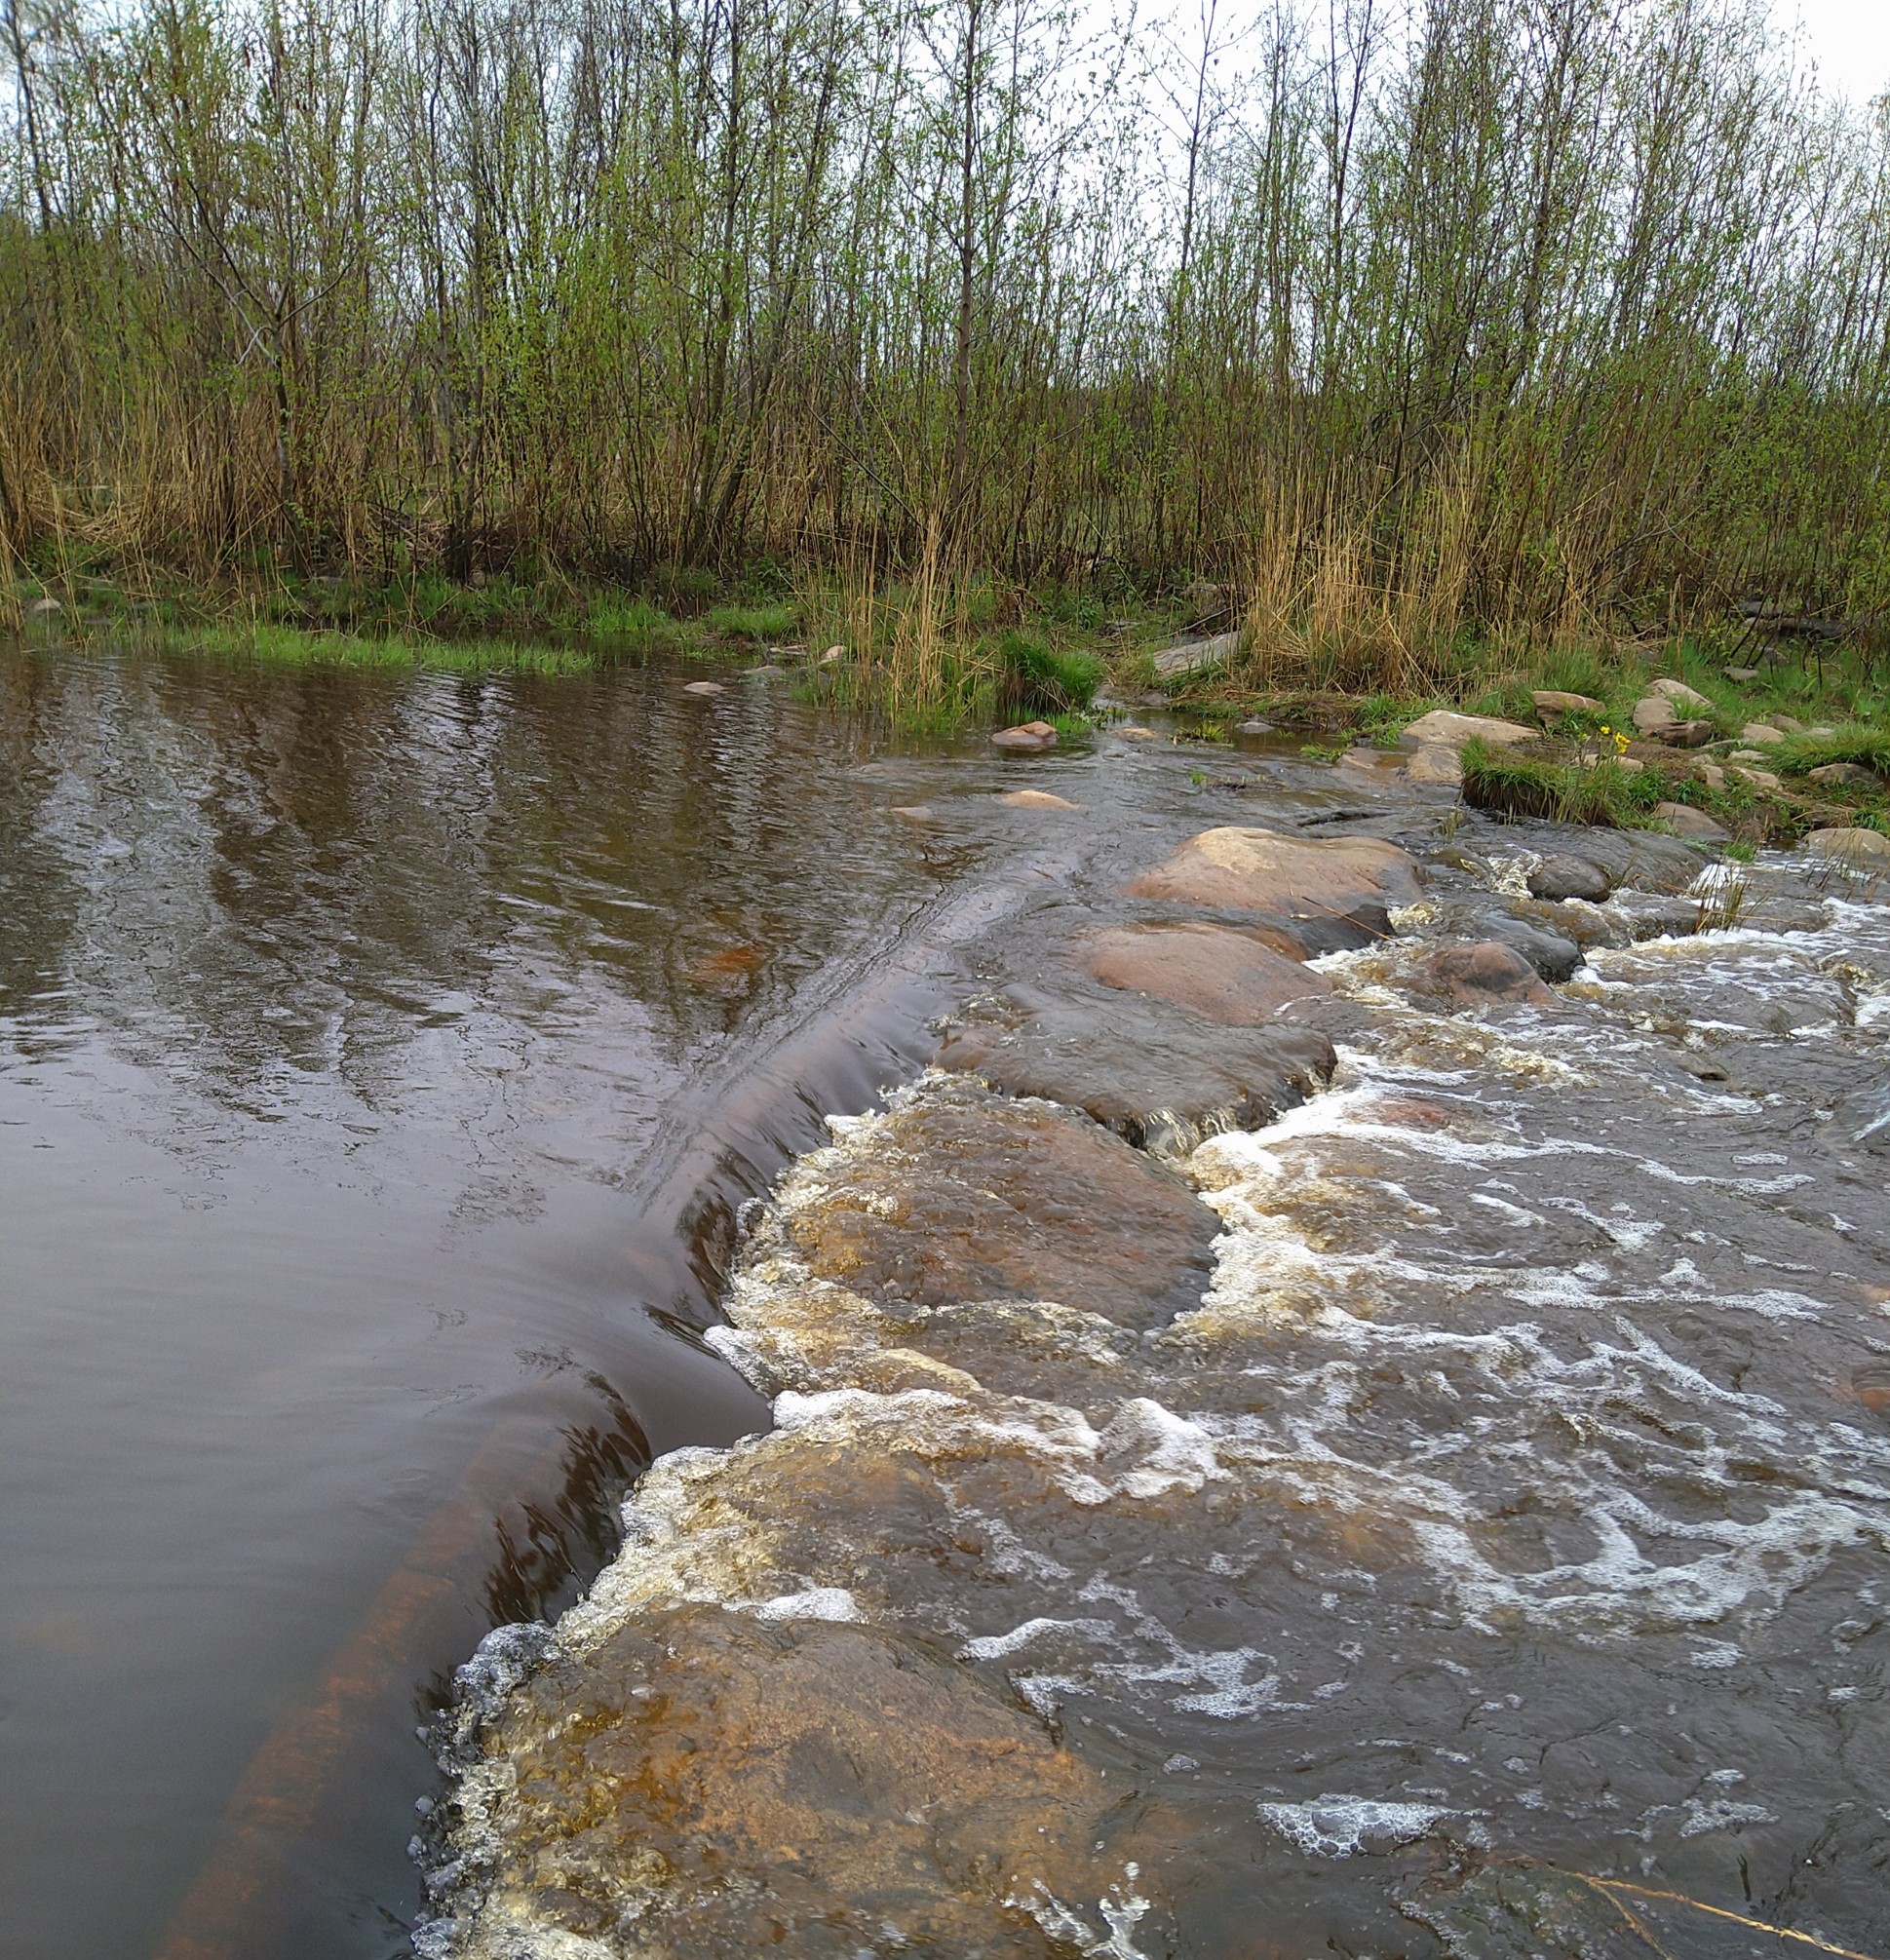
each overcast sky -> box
[1784,0,1890,98]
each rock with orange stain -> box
[681,943,763,988]
[431,1602,1148,1960]
[1124,826,1422,939]
[1081,922,1330,1026]
[782,1076,1215,1329]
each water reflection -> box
[0,642,988,1960]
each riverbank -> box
[414,722,1890,1960]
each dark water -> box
[0,644,1010,1960]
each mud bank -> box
[414,745,1890,1960]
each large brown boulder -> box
[781,1078,1216,1328]
[1401,710,1537,748]
[1407,941,1554,1009]
[936,989,1336,1157]
[1081,922,1331,1026]
[442,1603,1131,1958]
[1124,826,1423,933]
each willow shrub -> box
[4,0,1890,711]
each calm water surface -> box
[0,644,996,1960]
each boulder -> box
[1654,801,1728,841]
[444,1603,1134,1957]
[782,1076,1216,1326]
[1804,827,1890,867]
[935,989,1336,1157]
[1396,901,1583,980]
[998,789,1078,810]
[1401,709,1537,749]
[682,679,725,696]
[1124,826,1423,936]
[1526,854,1611,903]
[1531,689,1601,722]
[1649,677,1714,710]
[1151,628,1240,679]
[1408,941,1554,1009]
[1082,922,1331,1026]
[991,719,1058,751]
[1405,745,1464,788]
[1652,718,1715,748]
[1807,761,1882,788]
[1631,696,1676,734]
[1740,722,1787,746]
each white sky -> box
[1784,0,1890,99]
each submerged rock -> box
[681,679,724,696]
[1124,825,1423,938]
[1081,922,1331,1025]
[425,1602,1130,1960]
[936,987,1336,1157]
[1395,899,1584,980]
[999,788,1078,810]
[1406,941,1555,1009]
[778,1075,1216,1328]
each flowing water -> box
[6,644,1889,1960]
[421,767,1890,1957]
[0,642,1037,1960]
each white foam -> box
[753,1587,864,1624]
[1256,1795,1452,1857]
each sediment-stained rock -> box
[1080,921,1331,1025]
[432,1601,1134,1960]
[935,990,1336,1156]
[775,1075,1216,1327]
[1123,825,1423,934]
[1406,941,1556,1009]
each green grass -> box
[585,595,683,646]
[177,623,598,675]
[1460,739,1667,826]
[1769,724,1890,775]
[705,600,795,641]
[997,631,1102,712]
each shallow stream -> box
[4,645,1887,1959]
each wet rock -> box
[1808,762,1882,788]
[991,719,1058,751]
[1401,709,1537,748]
[1805,826,1890,867]
[1405,745,1463,788]
[891,804,938,822]
[435,1603,1129,1960]
[1235,717,1275,735]
[1530,688,1601,721]
[1648,677,1714,710]
[1394,900,1584,980]
[1406,941,1555,1009]
[781,1077,1216,1326]
[1124,826,1423,937]
[1653,717,1716,748]
[1631,695,1676,734]
[681,679,724,696]
[1741,721,1788,745]
[1854,1364,1890,1414]
[1151,627,1239,679]
[1654,800,1728,840]
[999,789,1078,810]
[936,989,1336,1157]
[1081,922,1331,1025]
[1114,724,1159,741]
[1526,854,1611,903]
